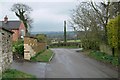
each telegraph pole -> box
[64,20,67,43]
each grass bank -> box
[88,51,119,66]
[31,49,54,62]
[2,69,36,80]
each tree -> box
[11,3,33,34]
[90,1,120,43]
[71,2,102,49]
[36,34,47,42]
[107,15,120,56]
[70,1,120,50]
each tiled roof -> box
[0,21,21,30]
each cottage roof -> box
[0,27,14,34]
[0,21,21,30]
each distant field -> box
[52,39,81,43]
[67,40,81,42]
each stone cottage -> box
[0,16,26,41]
[0,27,13,73]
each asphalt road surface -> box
[45,48,118,78]
[11,48,118,78]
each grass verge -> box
[2,69,36,80]
[89,51,119,66]
[31,49,53,62]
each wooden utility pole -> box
[64,20,67,43]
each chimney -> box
[4,15,8,23]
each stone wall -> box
[0,28,13,73]
[24,36,46,60]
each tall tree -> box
[90,1,120,43]
[11,3,33,34]
[70,2,101,49]
[107,15,120,56]
[71,1,120,44]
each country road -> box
[11,48,118,78]
[45,48,118,78]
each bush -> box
[15,44,24,55]
[81,39,99,50]
[50,42,79,48]
[12,40,24,56]
[111,57,119,66]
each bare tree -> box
[11,3,33,33]
[70,1,120,50]
[90,1,120,43]
[71,2,100,40]
[71,1,120,43]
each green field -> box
[52,39,81,43]
[67,40,81,42]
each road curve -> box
[45,48,118,78]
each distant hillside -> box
[31,31,76,40]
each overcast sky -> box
[0,0,80,32]
[1,0,116,32]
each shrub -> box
[112,57,119,66]
[15,44,24,55]
[50,42,79,48]
[81,39,99,50]
[12,40,24,56]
